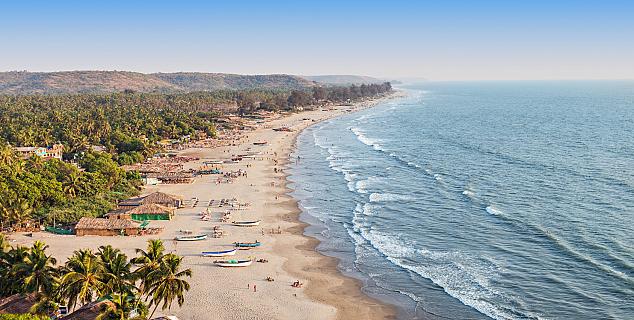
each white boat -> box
[214,259,253,267]
[175,234,207,241]
[201,249,237,257]
[232,220,261,227]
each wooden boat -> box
[201,249,237,257]
[175,234,207,241]
[253,141,268,146]
[214,259,253,267]
[234,241,261,249]
[231,220,261,227]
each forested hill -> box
[303,75,385,85]
[0,71,316,95]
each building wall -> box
[76,229,118,236]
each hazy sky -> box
[1,0,633,80]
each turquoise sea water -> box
[288,81,634,320]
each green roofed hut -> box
[126,203,175,221]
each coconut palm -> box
[131,239,165,300]
[58,249,106,310]
[62,171,82,198]
[146,254,191,319]
[96,292,148,320]
[0,234,9,254]
[98,245,134,296]
[0,245,29,296]
[1,198,33,228]
[15,241,58,295]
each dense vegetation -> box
[0,146,141,227]
[0,237,191,319]
[0,82,391,228]
[0,71,316,95]
[0,83,391,161]
[0,314,49,320]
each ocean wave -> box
[369,192,414,203]
[359,231,544,320]
[486,205,633,284]
[486,205,503,216]
[355,176,384,194]
[362,203,377,216]
[350,127,385,151]
[462,189,477,199]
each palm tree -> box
[0,143,16,166]
[146,254,192,319]
[15,241,58,295]
[96,292,147,320]
[1,198,33,229]
[97,245,134,296]
[131,239,165,301]
[0,233,9,254]
[58,249,106,310]
[0,245,29,296]
[62,171,81,198]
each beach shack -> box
[0,293,40,315]
[126,203,174,220]
[74,217,141,236]
[118,191,183,209]
[63,300,115,320]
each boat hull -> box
[202,249,237,257]
[175,235,207,241]
[232,220,261,227]
[214,260,253,267]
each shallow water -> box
[288,81,634,320]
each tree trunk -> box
[149,302,160,319]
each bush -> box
[0,314,50,320]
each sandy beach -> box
[8,93,400,320]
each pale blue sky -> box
[0,0,632,80]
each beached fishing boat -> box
[234,241,261,249]
[175,234,207,241]
[214,259,253,267]
[253,141,268,145]
[201,248,237,257]
[231,220,261,227]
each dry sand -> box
[9,93,401,320]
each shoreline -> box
[8,91,404,319]
[274,109,399,320]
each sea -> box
[287,81,634,320]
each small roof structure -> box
[0,293,40,314]
[75,217,140,230]
[142,191,182,204]
[126,203,174,215]
[118,192,182,208]
[64,300,114,320]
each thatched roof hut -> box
[118,192,182,209]
[126,203,174,221]
[64,300,114,320]
[104,208,131,220]
[141,192,183,207]
[75,217,140,236]
[0,293,39,314]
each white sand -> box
[9,94,401,320]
